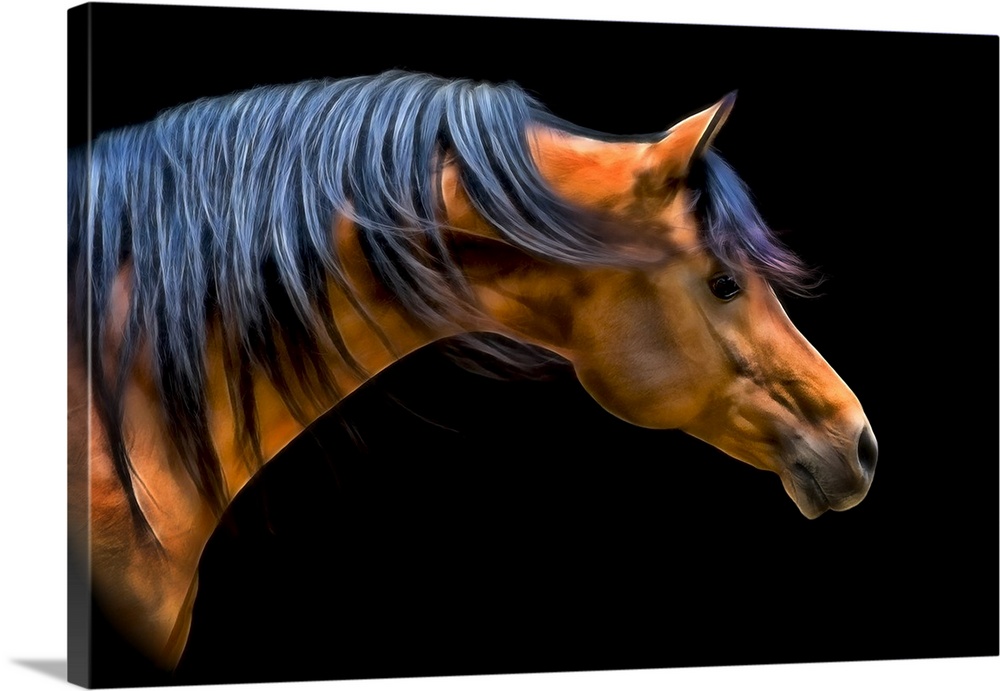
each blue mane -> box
[68,70,807,539]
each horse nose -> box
[856,423,878,478]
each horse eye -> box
[709,274,741,301]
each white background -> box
[1,1,997,690]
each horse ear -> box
[647,92,737,179]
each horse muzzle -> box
[780,423,878,519]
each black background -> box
[69,4,998,687]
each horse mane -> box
[67,70,807,540]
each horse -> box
[67,70,877,672]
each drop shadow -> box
[11,659,68,682]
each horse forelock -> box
[522,114,810,294]
[691,151,814,295]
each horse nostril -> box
[857,424,878,476]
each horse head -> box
[443,94,877,518]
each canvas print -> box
[67,3,998,688]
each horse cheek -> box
[573,335,708,431]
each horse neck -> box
[67,215,466,668]
[204,215,465,502]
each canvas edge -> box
[67,3,92,688]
